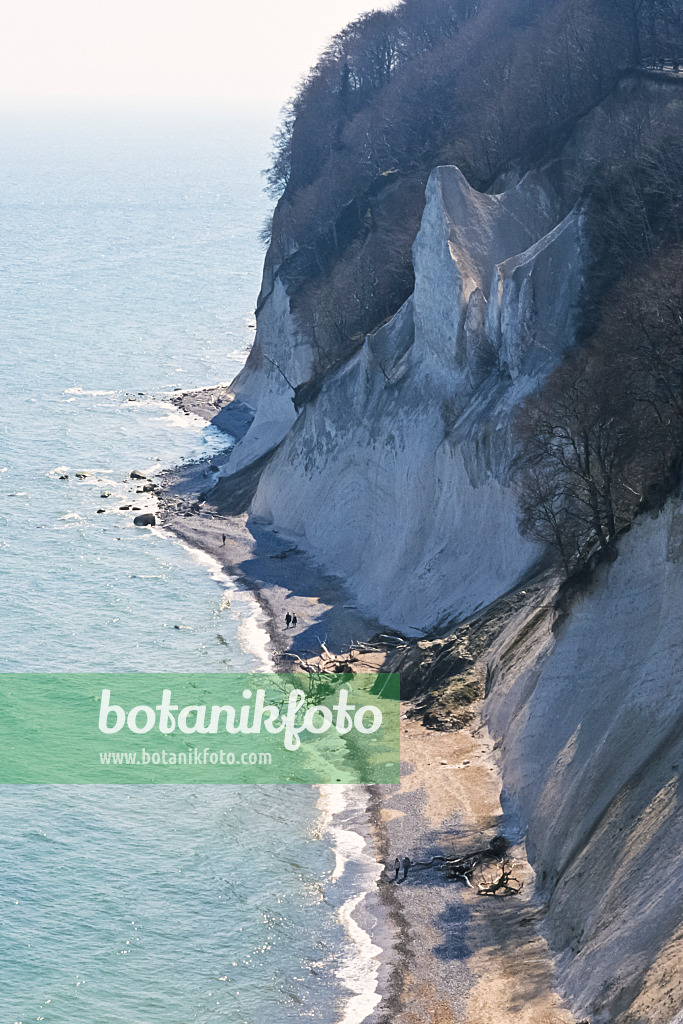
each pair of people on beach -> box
[393,856,411,881]
[285,611,297,629]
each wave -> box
[63,387,117,396]
[163,533,272,670]
[317,786,384,1024]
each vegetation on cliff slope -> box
[260,0,683,578]
[263,0,681,370]
[514,127,683,572]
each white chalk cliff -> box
[228,276,311,472]
[228,166,585,631]
[216,82,683,1022]
[485,496,683,1023]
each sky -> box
[0,0,397,107]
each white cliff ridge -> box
[228,276,311,472]
[227,167,585,631]
[203,89,683,1024]
[485,496,683,1024]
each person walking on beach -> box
[402,856,411,881]
[285,612,292,629]
[394,857,400,881]
[292,613,298,628]
[222,533,226,546]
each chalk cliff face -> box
[239,167,585,630]
[212,74,683,1024]
[228,276,312,472]
[485,498,683,1024]
[212,75,683,1024]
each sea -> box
[0,105,381,1024]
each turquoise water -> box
[0,108,373,1023]
[0,106,271,673]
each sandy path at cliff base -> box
[291,624,580,1024]
[159,498,385,668]
[368,716,577,1024]
[159,389,386,664]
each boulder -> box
[130,470,147,480]
[100,491,111,498]
[133,513,156,527]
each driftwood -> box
[477,859,523,897]
[406,837,522,896]
[377,634,409,647]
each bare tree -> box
[514,463,582,575]
[514,244,683,575]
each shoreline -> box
[160,530,273,670]
[364,716,577,1024]
[318,785,387,1024]
[157,386,577,1024]
[157,388,403,1023]
[157,388,387,669]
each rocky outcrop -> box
[484,497,683,1024]
[227,277,313,472]
[133,513,156,527]
[233,167,585,631]
[410,166,562,373]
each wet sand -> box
[160,500,386,667]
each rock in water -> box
[130,470,147,480]
[133,513,156,526]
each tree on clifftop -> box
[514,245,683,574]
